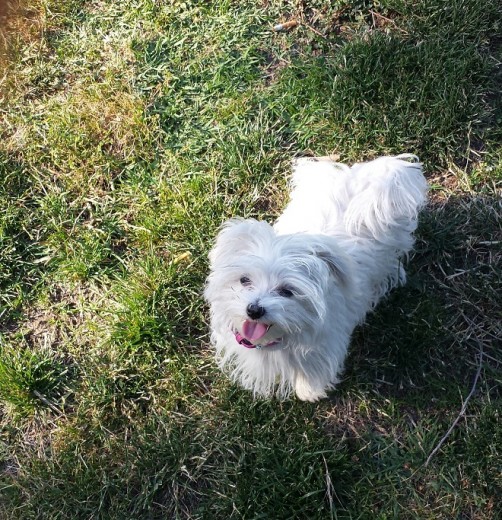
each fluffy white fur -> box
[204,155,428,401]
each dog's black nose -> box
[246,303,266,320]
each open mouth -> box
[242,320,270,341]
[233,320,281,349]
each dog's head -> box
[204,218,352,351]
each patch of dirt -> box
[12,282,109,361]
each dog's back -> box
[274,155,428,309]
[275,155,427,244]
[343,155,427,246]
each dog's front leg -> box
[294,371,328,402]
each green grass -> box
[1,0,501,518]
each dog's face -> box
[205,219,351,351]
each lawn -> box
[0,0,501,518]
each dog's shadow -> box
[338,194,501,406]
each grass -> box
[0,0,501,518]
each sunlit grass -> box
[0,0,500,518]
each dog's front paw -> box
[294,373,327,402]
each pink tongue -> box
[242,320,269,341]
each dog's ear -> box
[313,247,352,288]
[209,218,274,268]
[282,234,353,289]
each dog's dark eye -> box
[240,276,252,286]
[277,287,294,298]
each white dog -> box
[204,155,428,401]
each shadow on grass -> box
[0,156,48,327]
[340,194,501,406]
[320,194,501,517]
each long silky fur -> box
[205,155,428,401]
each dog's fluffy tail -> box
[343,154,428,246]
